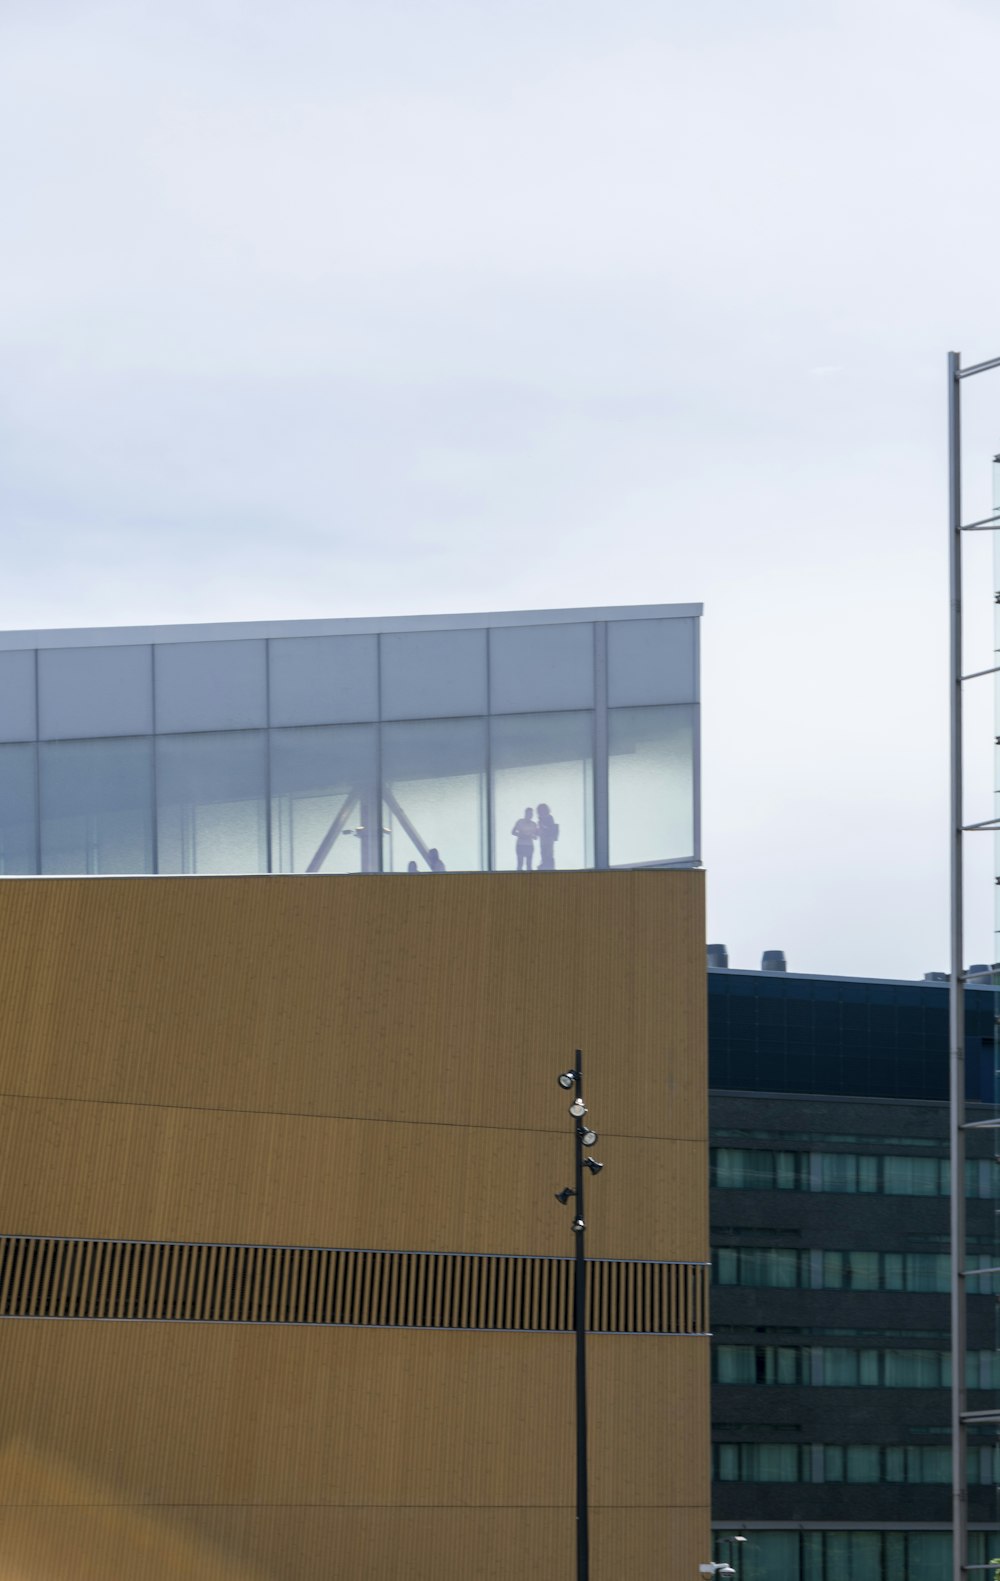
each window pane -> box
[715,1249,738,1286]
[491,711,593,872]
[608,704,695,865]
[40,737,153,874]
[717,1346,755,1384]
[885,1350,942,1388]
[817,1152,858,1192]
[773,1347,799,1384]
[846,1446,881,1483]
[747,1444,800,1481]
[774,1151,799,1189]
[827,1533,882,1581]
[906,1253,949,1293]
[884,1156,941,1195]
[0,743,37,873]
[857,1154,879,1192]
[825,1251,878,1290]
[382,718,487,873]
[270,725,377,874]
[822,1348,859,1386]
[156,731,268,874]
[907,1534,952,1581]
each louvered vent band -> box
[0,1236,708,1335]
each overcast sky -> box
[2,0,1000,979]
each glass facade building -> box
[0,604,700,878]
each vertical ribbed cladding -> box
[0,1235,709,1333]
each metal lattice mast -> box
[947,349,1000,1581]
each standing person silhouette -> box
[428,848,446,873]
[536,803,559,870]
[512,809,539,871]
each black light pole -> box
[555,1050,604,1581]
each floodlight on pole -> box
[552,1051,604,1581]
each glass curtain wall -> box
[381,718,487,873]
[608,704,695,865]
[156,732,268,874]
[491,712,594,872]
[40,737,154,874]
[0,618,701,876]
[271,725,377,874]
[0,744,37,874]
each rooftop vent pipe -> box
[761,950,787,973]
[707,944,729,969]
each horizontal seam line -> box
[0,1089,697,1143]
[0,1502,705,1510]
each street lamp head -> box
[557,1071,576,1089]
[555,1187,575,1204]
[580,1127,598,1147]
[571,1218,585,1233]
[569,1098,587,1118]
[732,1537,748,1545]
[584,1157,603,1175]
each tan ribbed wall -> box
[0,871,708,1581]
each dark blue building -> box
[709,965,999,1581]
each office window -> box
[0,744,37,873]
[717,1444,967,1487]
[156,731,268,874]
[884,1156,943,1195]
[40,737,154,875]
[822,1251,879,1291]
[715,1445,805,1483]
[710,1146,993,1197]
[608,704,695,865]
[716,1530,985,1581]
[883,1350,944,1388]
[715,1248,955,1293]
[846,1446,881,1483]
[711,1345,1000,1388]
[712,1148,800,1190]
[815,1152,879,1193]
[822,1348,859,1386]
[381,718,487,873]
[270,725,378,874]
[716,1346,757,1384]
[715,1248,802,1288]
[491,711,594,872]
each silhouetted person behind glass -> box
[428,848,446,873]
[512,809,539,872]
[537,803,559,870]
[407,860,420,874]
